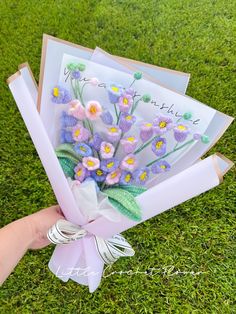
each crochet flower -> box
[120,136,138,154]
[67,62,79,71]
[134,72,142,80]
[72,124,90,142]
[89,77,99,86]
[51,86,71,104]
[105,169,121,185]
[173,124,190,142]
[120,171,133,185]
[151,137,167,156]
[82,156,100,171]
[126,88,135,96]
[121,154,138,172]
[119,113,136,132]
[107,82,124,103]
[60,129,74,144]
[101,109,113,125]
[134,167,150,185]
[118,94,133,112]
[71,70,81,79]
[68,100,86,120]
[106,125,122,142]
[151,160,171,174]
[100,142,115,159]
[61,111,78,128]
[140,122,154,142]
[91,168,107,182]
[100,158,119,173]
[142,94,151,103]
[74,142,93,157]
[153,115,173,135]
[89,132,103,151]
[85,101,102,120]
[74,163,87,182]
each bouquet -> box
[7,35,233,292]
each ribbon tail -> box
[48,241,83,282]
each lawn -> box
[0,0,235,313]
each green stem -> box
[71,77,78,99]
[131,97,142,114]
[129,79,136,88]
[134,135,158,155]
[114,132,124,157]
[146,139,195,167]
[113,103,119,120]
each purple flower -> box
[90,132,103,151]
[173,124,190,142]
[101,158,119,173]
[51,86,71,104]
[121,154,138,172]
[61,111,78,128]
[153,115,173,135]
[91,168,107,182]
[100,142,115,159]
[101,109,113,125]
[140,122,154,142]
[193,133,201,140]
[60,129,74,144]
[134,167,150,185]
[151,137,167,156]
[74,163,87,182]
[82,157,100,171]
[125,88,135,97]
[151,160,171,174]
[118,94,133,112]
[107,82,124,103]
[71,70,81,79]
[72,124,90,142]
[119,113,136,132]
[105,169,121,185]
[120,171,133,185]
[74,142,93,157]
[106,125,122,142]
[120,136,138,154]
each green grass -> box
[0,0,235,313]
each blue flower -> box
[61,111,78,128]
[91,168,107,182]
[120,171,133,185]
[74,142,93,157]
[60,129,74,144]
[51,86,71,104]
[134,167,150,185]
[71,70,81,79]
[100,158,119,173]
[89,132,103,151]
[101,109,113,125]
[151,160,171,174]
[107,82,124,103]
[151,137,167,156]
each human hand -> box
[26,205,64,250]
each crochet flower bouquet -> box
[7,35,233,292]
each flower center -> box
[80,146,86,152]
[140,172,147,181]
[96,169,103,176]
[145,123,152,127]
[123,98,129,105]
[74,129,81,137]
[53,87,59,97]
[111,171,118,178]
[89,105,97,114]
[126,158,134,165]
[107,162,114,168]
[87,161,95,167]
[156,141,163,149]
[125,174,131,182]
[159,121,167,128]
[111,86,119,93]
[127,137,135,142]
[105,145,111,153]
[77,169,82,176]
[125,115,132,121]
[177,125,186,131]
[109,127,117,133]
[160,165,166,169]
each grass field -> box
[0,0,235,313]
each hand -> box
[27,205,65,250]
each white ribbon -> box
[47,219,135,265]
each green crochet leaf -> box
[55,143,81,164]
[58,157,76,178]
[103,188,142,221]
[117,185,147,197]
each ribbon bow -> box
[47,219,135,265]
